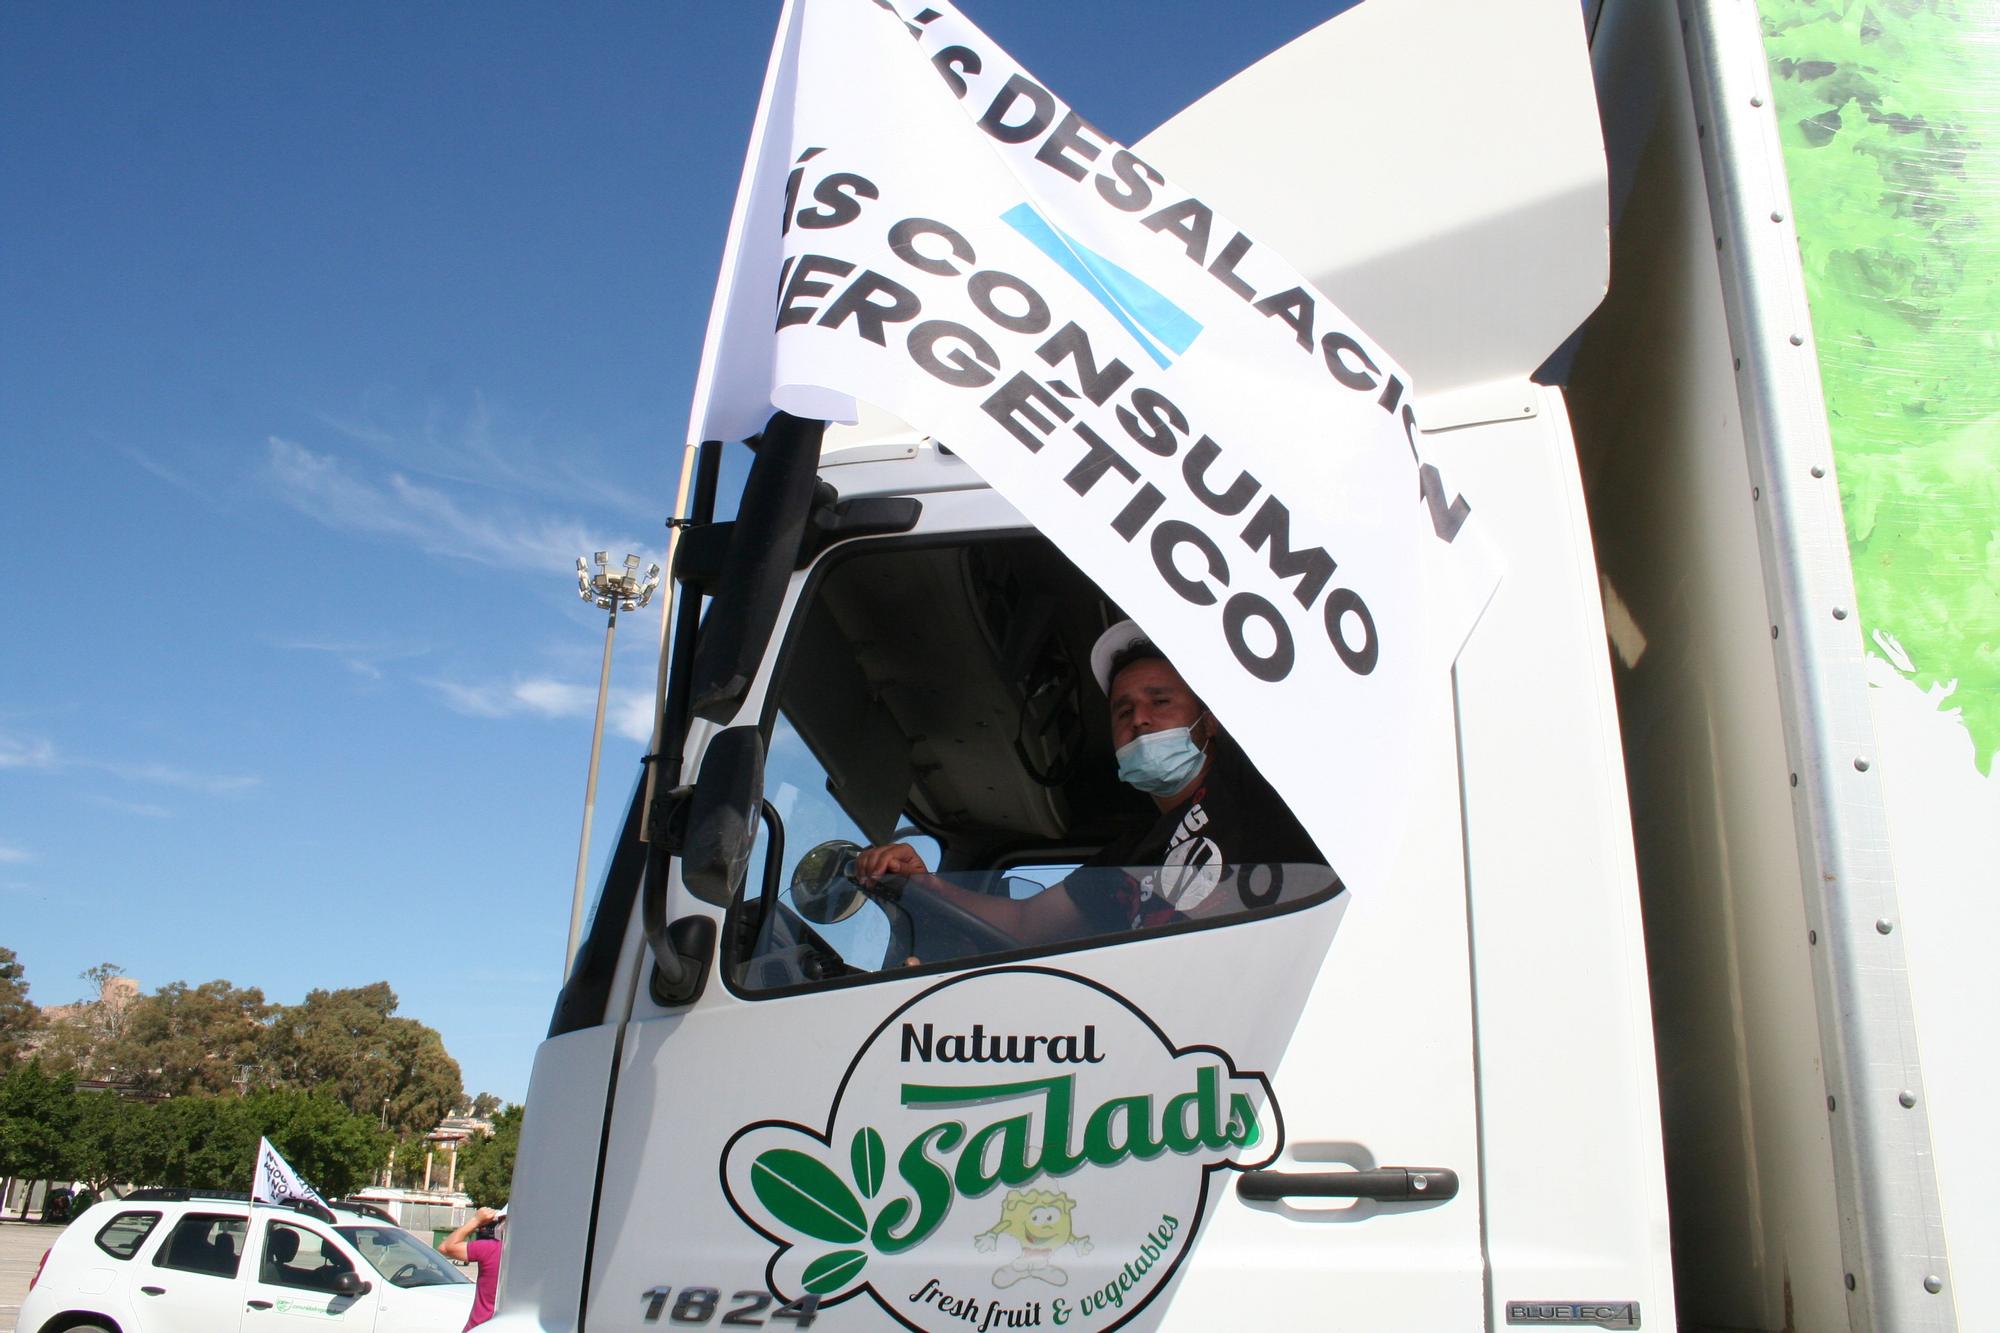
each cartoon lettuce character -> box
[973,1188,1094,1288]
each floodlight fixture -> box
[567,548,664,972]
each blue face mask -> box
[1115,722,1209,796]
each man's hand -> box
[854,842,928,887]
[474,1207,501,1226]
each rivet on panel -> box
[1833,607,1848,620]
[1828,1094,1837,1112]
[1772,625,1780,639]
[1899,1090,1916,1108]
[1855,757,1871,772]
[1790,333,1805,345]
[1811,465,1826,478]
[1753,486,1761,500]
[1771,210,1785,222]
[1734,357,1742,370]
[1846,1273,1857,1292]
[1790,772,1799,788]
[1751,95,1765,107]
[1809,929,1817,945]
[1876,919,1893,935]
[1926,1277,1944,1295]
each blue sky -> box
[1,0,1355,1104]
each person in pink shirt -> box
[438,1205,506,1329]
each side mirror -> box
[682,726,766,905]
[790,839,866,925]
[333,1271,371,1297]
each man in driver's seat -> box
[854,620,1327,945]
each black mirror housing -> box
[333,1271,371,1297]
[682,726,766,905]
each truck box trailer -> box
[489,1,1995,1330]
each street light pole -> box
[567,552,661,977]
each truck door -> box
[583,491,1485,1331]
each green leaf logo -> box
[750,1148,868,1244]
[801,1247,868,1295]
[850,1126,886,1199]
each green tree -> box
[455,1104,522,1208]
[251,1090,390,1198]
[257,982,463,1137]
[468,1091,503,1121]
[36,962,136,1079]
[121,1088,388,1198]
[0,947,38,1065]
[105,980,270,1096]
[0,1061,79,1217]
[68,1090,154,1194]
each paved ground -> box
[0,1219,58,1333]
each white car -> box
[18,1188,476,1333]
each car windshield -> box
[337,1225,469,1288]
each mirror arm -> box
[755,798,785,942]
[641,787,695,995]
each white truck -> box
[492,1,1995,1330]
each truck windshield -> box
[724,533,1340,996]
[337,1226,469,1288]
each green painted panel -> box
[1759,0,2000,773]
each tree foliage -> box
[105,980,271,1096]
[456,1103,523,1208]
[256,982,464,1137]
[0,947,38,1066]
[0,1062,79,1199]
[0,1073,391,1200]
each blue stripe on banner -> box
[1001,203,1202,368]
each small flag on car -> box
[252,1137,329,1209]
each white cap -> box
[1088,620,1153,694]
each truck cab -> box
[495,0,1986,1329]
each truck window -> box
[723,534,1340,996]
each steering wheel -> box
[389,1262,421,1284]
[875,871,1024,957]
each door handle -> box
[248,1299,275,1309]
[1237,1166,1459,1202]
[141,1285,166,1296]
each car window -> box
[257,1219,358,1292]
[152,1212,248,1277]
[338,1224,469,1288]
[95,1210,162,1260]
[259,1220,357,1292]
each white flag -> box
[690,0,1501,894]
[253,1137,328,1210]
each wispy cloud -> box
[430,676,656,742]
[274,637,431,682]
[101,761,260,795]
[0,842,30,864]
[0,732,257,796]
[86,795,174,819]
[267,438,647,574]
[0,736,57,769]
[319,392,662,520]
[121,445,222,507]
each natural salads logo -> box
[721,968,1282,1332]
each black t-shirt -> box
[1062,736,1330,934]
